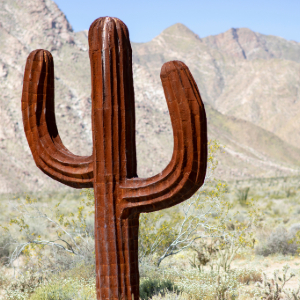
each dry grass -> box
[0,175,300,299]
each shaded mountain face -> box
[0,0,299,194]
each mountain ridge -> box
[0,0,299,194]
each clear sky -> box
[54,0,300,43]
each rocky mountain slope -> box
[132,23,300,147]
[0,0,300,194]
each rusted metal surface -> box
[21,17,207,300]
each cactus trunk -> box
[90,17,139,299]
[94,186,139,299]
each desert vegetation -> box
[0,141,300,299]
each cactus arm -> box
[120,60,207,213]
[22,50,94,188]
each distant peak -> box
[165,23,191,31]
[159,23,200,40]
[230,27,255,34]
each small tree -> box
[137,140,226,266]
[138,139,260,271]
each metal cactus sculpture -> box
[21,17,207,300]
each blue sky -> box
[54,0,300,43]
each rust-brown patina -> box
[21,17,207,300]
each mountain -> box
[131,24,300,179]
[0,0,299,194]
[132,23,300,148]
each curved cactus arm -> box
[22,50,94,188]
[120,61,207,213]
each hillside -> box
[0,0,299,193]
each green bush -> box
[236,187,250,206]
[140,278,180,300]
[29,278,96,300]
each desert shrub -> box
[4,269,42,300]
[149,291,191,300]
[289,223,300,235]
[138,140,238,268]
[289,224,300,255]
[255,226,298,256]
[29,277,96,300]
[254,264,300,300]
[156,267,262,300]
[233,268,262,284]
[187,196,259,274]
[236,187,250,206]
[2,192,95,276]
[283,185,296,198]
[0,233,12,264]
[139,256,163,280]
[139,210,181,264]
[58,262,95,282]
[165,268,240,300]
[139,278,180,300]
[0,265,9,288]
